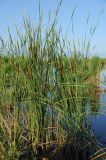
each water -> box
[91,67,106,146]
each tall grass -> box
[0,2,105,160]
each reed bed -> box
[0,4,106,160]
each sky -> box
[0,0,106,57]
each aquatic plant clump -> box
[0,4,106,160]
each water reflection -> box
[91,67,106,146]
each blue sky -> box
[0,0,106,57]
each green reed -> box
[0,3,106,160]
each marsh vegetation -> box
[0,2,106,160]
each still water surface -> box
[91,67,106,146]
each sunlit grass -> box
[0,2,106,159]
